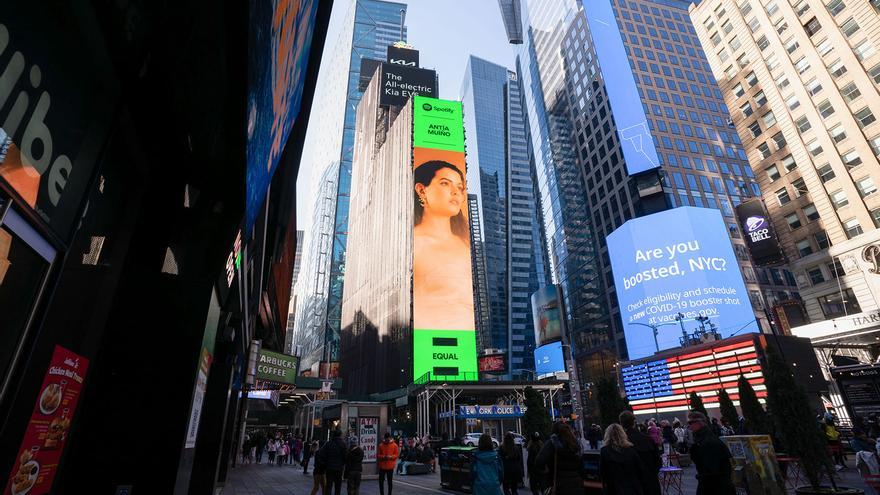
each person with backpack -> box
[535,422,584,494]
[499,432,524,495]
[473,433,503,495]
[344,436,364,495]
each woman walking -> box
[499,432,524,495]
[473,433,503,495]
[526,432,545,495]
[599,424,646,495]
[535,422,584,495]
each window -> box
[808,267,825,284]
[815,230,831,249]
[776,19,789,35]
[721,20,733,34]
[796,116,812,133]
[842,149,862,168]
[804,16,822,36]
[818,163,836,182]
[829,124,847,143]
[795,0,811,15]
[828,259,844,279]
[844,217,863,238]
[829,59,847,78]
[792,177,808,197]
[749,121,763,137]
[782,154,797,172]
[762,111,776,128]
[841,82,861,102]
[772,131,786,149]
[733,83,745,97]
[776,187,791,205]
[786,94,801,110]
[855,40,876,61]
[757,35,770,51]
[826,0,845,16]
[795,57,811,74]
[785,37,800,54]
[816,38,834,56]
[775,73,790,90]
[711,32,722,46]
[806,78,823,96]
[831,189,849,208]
[786,212,803,230]
[754,90,767,107]
[841,17,860,38]
[857,176,876,197]
[871,63,880,84]
[736,53,749,68]
[748,17,761,32]
[806,140,823,157]
[797,238,814,256]
[871,135,880,156]
[718,48,729,62]
[740,101,754,117]
[766,1,779,15]
[818,288,861,318]
[817,100,835,119]
[740,1,753,14]
[855,107,877,128]
[758,142,772,158]
[745,71,758,86]
[873,208,880,227]
[804,203,820,221]
[766,164,781,181]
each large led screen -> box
[531,285,563,347]
[246,0,319,233]
[607,207,756,360]
[735,199,786,267]
[534,341,565,376]
[581,0,661,176]
[412,95,477,381]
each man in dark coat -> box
[321,430,349,495]
[619,410,662,495]
[687,411,736,495]
[344,436,364,495]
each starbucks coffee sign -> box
[255,349,299,386]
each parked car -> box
[508,432,526,445]
[462,432,499,448]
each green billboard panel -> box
[413,330,478,381]
[255,349,300,386]
[413,95,465,152]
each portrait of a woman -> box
[412,160,476,331]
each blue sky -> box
[295,0,516,232]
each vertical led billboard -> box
[412,95,477,381]
[735,199,786,267]
[581,0,661,176]
[531,285,563,347]
[607,207,756,360]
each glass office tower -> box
[461,56,546,377]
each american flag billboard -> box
[622,335,767,415]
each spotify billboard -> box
[411,95,477,381]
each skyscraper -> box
[294,0,407,376]
[461,56,546,377]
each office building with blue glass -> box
[461,56,546,378]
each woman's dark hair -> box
[553,422,579,453]
[478,433,494,452]
[414,160,468,241]
[502,432,517,457]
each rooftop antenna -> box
[399,8,406,43]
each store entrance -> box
[0,201,57,399]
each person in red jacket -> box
[377,433,400,495]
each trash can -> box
[439,446,476,493]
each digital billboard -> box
[534,341,565,376]
[387,45,419,67]
[531,285,563,347]
[478,353,507,373]
[607,207,756,360]
[581,0,661,176]
[379,64,437,107]
[246,0,319,233]
[735,199,786,267]
[412,95,477,381]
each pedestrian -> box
[619,410,662,495]
[310,441,327,495]
[499,432,524,495]
[268,437,277,464]
[647,421,662,449]
[687,410,735,495]
[673,421,686,454]
[473,433,503,495]
[303,439,314,474]
[661,420,675,455]
[277,439,289,467]
[525,432,545,495]
[535,422,584,494]
[719,419,735,437]
[242,435,251,465]
[710,417,722,437]
[823,417,846,470]
[423,441,436,473]
[344,436,364,495]
[587,424,601,450]
[294,436,303,465]
[599,423,646,495]
[323,430,348,495]
[377,432,399,495]
[255,433,265,464]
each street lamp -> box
[628,322,677,352]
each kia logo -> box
[422,103,432,111]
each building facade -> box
[691,0,880,325]
[293,0,407,375]
[461,56,546,378]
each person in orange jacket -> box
[377,432,400,495]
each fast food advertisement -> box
[411,95,477,382]
[5,345,89,495]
